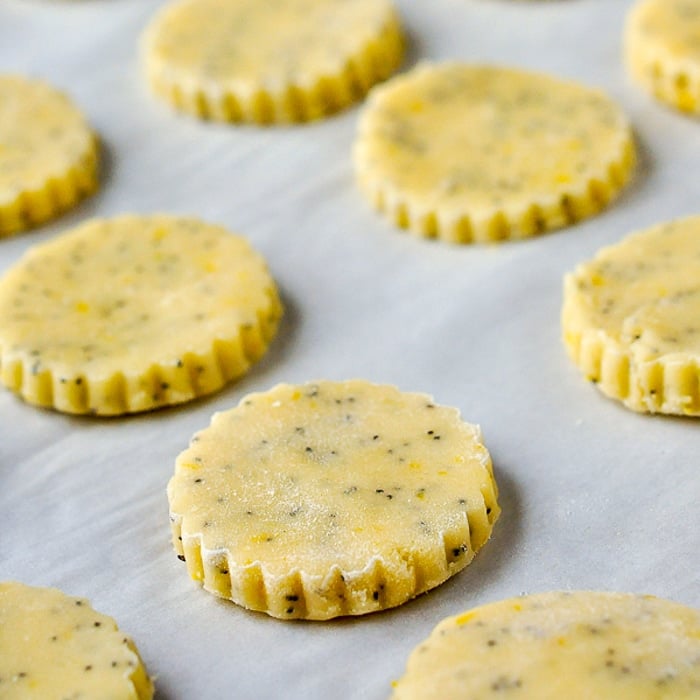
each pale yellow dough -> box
[354,63,636,243]
[168,380,500,620]
[562,215,700,415]
[625,0,700,114]
[0,214,282,415]
[0,581,154,700]
[392,591,700,699]
[0,75,98,237]
[143,0,404,123]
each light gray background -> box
[0,1,698,698]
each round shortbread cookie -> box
[0,214,282,415]
[168,380,500,620]
[142,0,404,124]
[625,0,700,115]
[354,63,636,243]
[0,75,98,237]
[562,215,700,416]
[391,591,700,699]
[0,581,154,699]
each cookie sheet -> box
[1,1,698,698]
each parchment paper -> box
[1,1,698,698]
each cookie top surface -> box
[0,581,154,700]
[0,214,281,414]
[354,63,634,241]
[627,0,700,65]
[0,75,97,234]
[0,76,93,201]
[565,217,700,360]
[168,380,500,619]
[392,591,700,699]
[145,0,399,90]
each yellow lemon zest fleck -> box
[181,462,202,471]
[456,611,477,626]
[251,533,274,543]
[75,301,90,313]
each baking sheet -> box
[1,1,698,698]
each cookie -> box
[0,75,98,237]
[625,0,700,115]
[0,581,153,699]
[0,214,282,415]
[392,591,700,699]
[168,380,500,620]
[142,0,404,124]
[354,63,636,243]
[562,215,700,415]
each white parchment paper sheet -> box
[1,1,698,698]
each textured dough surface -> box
[392,591,700,699]
[354,63,635,243]
[562,215,700,415]
[625,0,700,114]
[0,581,154,700]
[143,0,404,123]
[0,75,98,236]
[0,214,282,415]
[168,380,500,620]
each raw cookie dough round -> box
[354,63,636,243]
[0,581,154,700]
[391,591,700,699]
[143,0,404,124]
[168,380,500,620]
[0,214,282,415]
[562,215,700,416]
[0,75,98,237]
[625,0,700,115]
